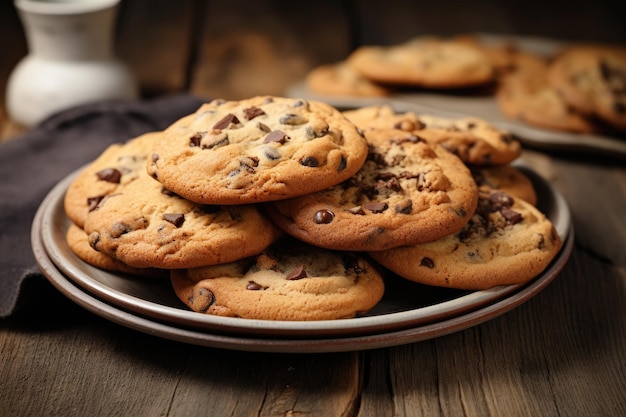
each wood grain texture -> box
[1,1,625,416]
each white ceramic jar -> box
[6,0,138,127]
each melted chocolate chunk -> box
[264,130,288,144]
[96,168,122,184]
[239,156,259,173]
[246,281,263,290]
[300,157,319,167]
[87,196,104,212]
[420,257,435,268]
[501,207,523,224]
[363,201,388,213]
[243,106,265,120]
[263,146,282,160]
[488,191,514,212]
[110,222,133,238]
[189,132,204,147]
[314,209,334,224]
[337,156,347,172]
[286,265,307,280]
[163,213,185,227]
[367,149,387,167]
[213,113,240,130]
[258,122,271,133]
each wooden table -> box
[1,1,625,416]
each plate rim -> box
[32,199,575,352]
[36,162,571,338]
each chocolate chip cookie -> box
[64,131,161,227]
[496,61,599,133]
[369,188,562,290]
[343,105,522,165]
[266,128,478,251]
[147,96,369,204]
[346,37,495,88]
[547,45,626,131]
[305,61,392,97]
[170,237,385,321]
[83,173,283,269]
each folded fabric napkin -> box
[0,94,207,318]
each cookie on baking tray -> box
[343,105,522,165]
[369,188,562,290]
[265,128,478,251]
[64,131,160,227]
[66,223,167,278]
[83,172,282,269]
[346,37,495,88]
[170,237,385,321]
[147,96,369,205]
[547,45,626,131]
[305,61,393,97]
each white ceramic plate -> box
[35,163,571,340]
[286,34,626,160]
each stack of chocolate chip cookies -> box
[305,35,626,135]
[63,96,562,321]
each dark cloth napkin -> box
[0,94,207,318]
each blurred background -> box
[1,0,625,129]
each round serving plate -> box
[35,162,571,339]
[32,204,574,353]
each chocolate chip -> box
[88,232,100,250]
[263,130,288,144]
[286,265,307,280]
[337,156,347,172]
[489,191,514,211]
[239,156,259,173]
[189,132,204,147]
[293,99,308,108]
[258,122,271,133]
[96,168,122,184]
[110,222,133,238]
[395,199,413,214]
[538,233,546,250]
[163,213,185,227]
[213,113,240,130]
[314,209,334,224]
[363,201,388,213]
[420,257,435,268]
[194,287,216,313]
[263,146,281,160]
[87,196,104,212]
[243,106,265,120]
[501,207,523,224]
[367,149,387,167]
[246,281,263,290]
[279,113,307,125]
[151,153,159,163]
[300,157,319,167]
